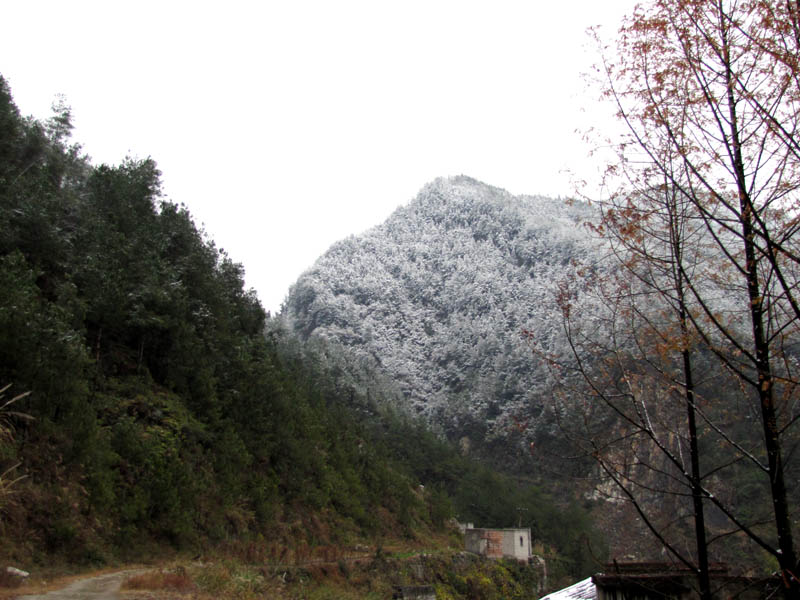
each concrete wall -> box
[465,528,501,557]
[464,528,531,561]
[502,528,532,561]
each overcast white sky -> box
[1,1,635,314]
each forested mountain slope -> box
[0,75,602,581]
[0,73,418,559]
[283,177,602,462]
[280,170,799,573]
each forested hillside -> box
[0,73,413,559]
[280,168,800,575]
[0,75,601,583]
[283,176,602,467]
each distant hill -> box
[283,176,603,464]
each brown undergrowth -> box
[117,533,540,600]
[0,571,22,591]
[122,569,197,594]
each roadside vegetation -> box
[119,550,543,600]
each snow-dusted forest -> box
[283,176,603,460]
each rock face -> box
[283,176,600,460]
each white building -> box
[464,527,532,561]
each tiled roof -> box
[540,577,596,600]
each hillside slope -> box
[0,75,604,583]
[283,176,602,462]
[280,176,799,571]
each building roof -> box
[539,577,596,600]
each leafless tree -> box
[542,0,800,596]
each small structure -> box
[593,562,781,600]
[456,521,475,534]
[542,562,781,600]
[464,527,532,561]
[540,577,595,600]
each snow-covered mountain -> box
[282,176,602,459]
[282,175,799,565]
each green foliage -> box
[0,251,91,432]
[0,73,429,562]
[371,409,605,578]
[0,73,600,579]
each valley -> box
[3,0,800,595]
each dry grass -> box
[122,570,196,594]
[0,570,23,590]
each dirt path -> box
[18,570,144,600]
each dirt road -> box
[19,571,143,600]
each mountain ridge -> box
[283,175,602,463]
